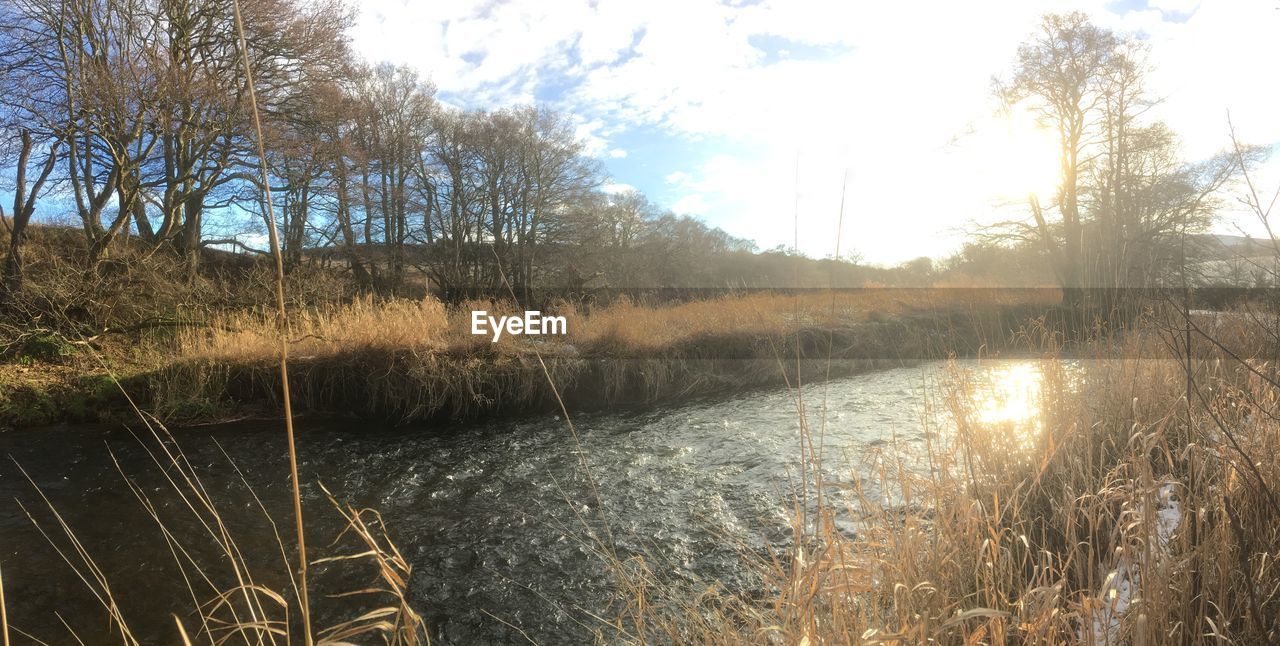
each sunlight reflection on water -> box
[971,361,1046,452]
[977,362,1041,422]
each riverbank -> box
[2,289,1060,427]
[612,324,1280,644]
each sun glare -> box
[980,111,1062,204]
[976,362,1043,449]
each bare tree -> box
[504,106,600,299]
[0,0,66,296]
[146,0,352,272]
[349,63,435,293]
[995,12,1260,316]
[1000,11,1119,310]
[1,130,63,296]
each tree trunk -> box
[2,232,22,296]
[181,198,203,275]
[133,197,156,242]
[2,130,61,300]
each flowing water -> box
[0,359,1045,644]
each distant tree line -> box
[1,0,843,302]
[2,0,968,303]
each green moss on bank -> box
[0,368,125,427]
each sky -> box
[351,0,1280,265]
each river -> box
[0,359,1045,644]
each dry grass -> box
[176,289,1059,361]
[0,224,353,337]
[562,288,1052,350]
[312,484,428,644]
[180,296,454,361]
[609,314,1280,644]
[149,289,1057,422]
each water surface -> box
[0,359,1042,644]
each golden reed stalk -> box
[228,2,313,644]
[0,562,8,646]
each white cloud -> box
[670,194,711,215]
[1138,1,1280,158]
[575,0,650,66]
[571,118,618,158]
[602,182,636,194]
[1148,0,1201,15]
[664,171,690,185]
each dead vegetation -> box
[602,316,1280,644]
[149,288,1059,422]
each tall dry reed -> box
[174,289,1058,362]
[230,0,313,639]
